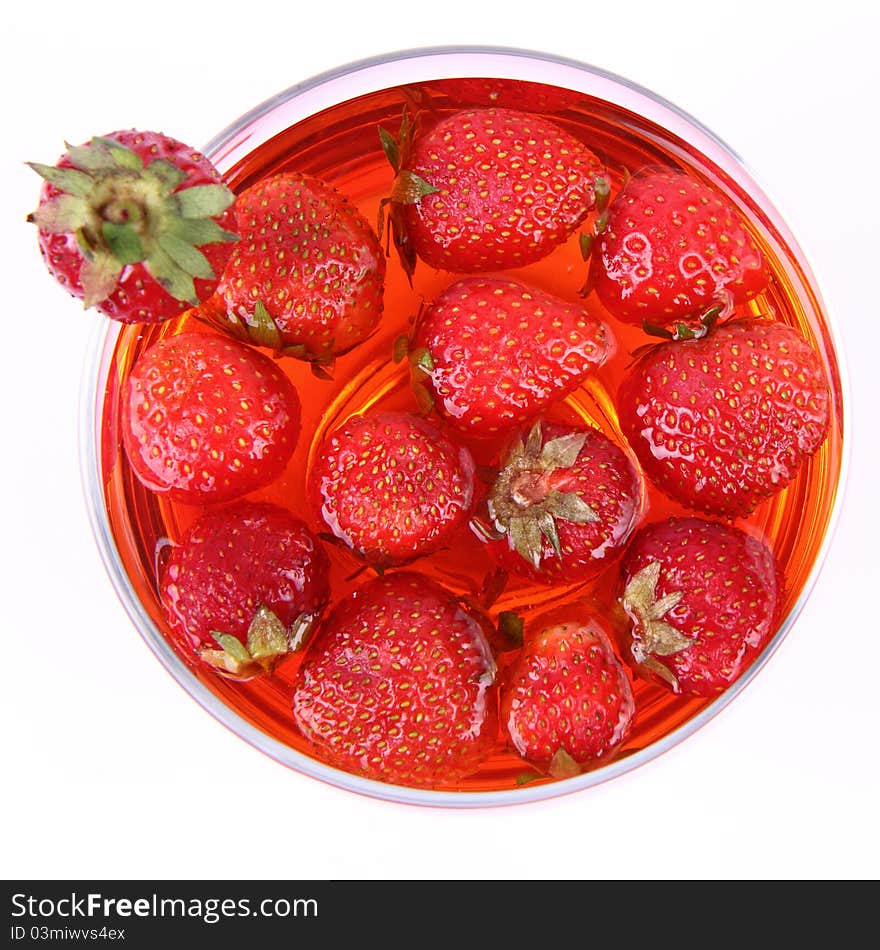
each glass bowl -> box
[80,46,848,807]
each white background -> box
[2,0,878,880]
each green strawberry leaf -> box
[64,140,119,174]
[579,232,594,261]
[27,194,89,233]
[246,300,284,350]
[289,613,317,653]
[157,232,215,280]
[144,159,188,194]
[211,632,252,666]
[594,176,611,214]
[539,431,587,469]
[80,253,122,308]
[508,515,543,569]
[548,748,582,779]
[536,510,562,558]
[168,217,238,247]
[27,162,94,199]
[378,126,401,173]
[144,244,198,305]
[246,607,289,660]
[515,772,542,786]
[390,170,439,205]
[545,490,599,525]
[91,136,144,171]
[171,184,235,219]
[102,221,146,265]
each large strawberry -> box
[28,130,237,323]
[310,411,474,567]
[486,421,640,585]
[590,169,769,330]
[620,517,779,696]
[121,330,300,504]
[379,107,606,276]
[408,277,609,437]
[293,571,497,788]
[502,617,635,776]
[618,319,831,517]
[217,171,385,364]
[160,502,330,678]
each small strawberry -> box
[160,501,330,678]
[502,617,635,776]
[486,421,640,585]
[429,78,583,114]
[121,330,300,504]
[217,171,385,364]
[590,169,769,330]
[618,319,831,517]
[292,571,497,788]
[408,277,609,437]
[620,516,779,696]
[309,411,475,567]
[379,107,606,276]
[28,130,237,323]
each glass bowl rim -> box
[78,44,851,809]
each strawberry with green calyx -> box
[292,571,498,788]
[620,516,779,696]
[28,130,237,323]
[379,107,608,277]
[485,421,641,585]
[589,168,769,332]
[218,171,385,365]
[121,330,300,504]
[408,277,610,437]
[617,319,831,517]
[309,410,475,567]
[160,502,330,679]
[502,618,635,776]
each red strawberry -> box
[160,501,330,678]
[217,171,385,363]
[618,319,831,517]
[621,517,779,696]
[409,277,609,437]
[429,78,583,114]
[28,130,237,323]
[502,617,635,775]
[292,571,497,787]
[590,169,769,329]
[310,411,474,567]
[486,421,640,585]
[121,330,300,504]
[380,108,606,276]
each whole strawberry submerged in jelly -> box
[310,411,474,567]
[379,107,607,276]
[161,502,330,678]
[293,571,497,788]
[408,276,609,437]
[621,516,779,696]
[217,171,385,365]
[502,617,635,776]
[590,169,768,330]
[121,329,300,504]
[618,319,831,517]
[28,131,237,323]
[486,421,640,586]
